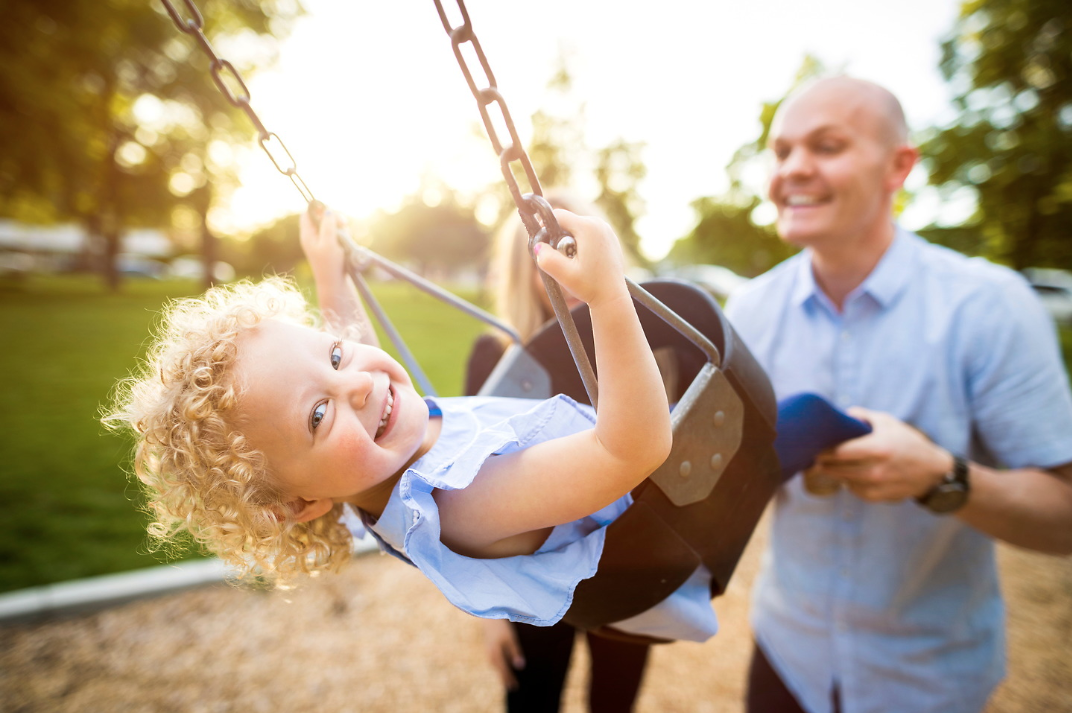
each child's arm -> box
[299,204,379,347]
[436,210,672,557]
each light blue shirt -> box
[726,228,1072,713]
[354,394,719,642]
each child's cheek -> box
[330,431,369,481]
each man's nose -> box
[778,146,813,179]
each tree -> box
[369,181,489,279]
[229,212,305,277]
[921,0,1072,269]
[669,196,794,277]
[0,0,302,289]
[480,54,650,266]
[594,138,648,266]
[669,56,824,276]
[525,53,585,193]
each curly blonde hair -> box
[104,277,353,582]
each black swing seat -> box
[477,279,782,634]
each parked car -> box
[0,251,33,279]
[117,253,167,279]
[1023,268,1072,326]
[168,256,236,283]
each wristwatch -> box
[916,455,970,514]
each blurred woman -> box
[466,190,652,713]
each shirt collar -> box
[855,226,915,309]
[790,226,916,311]
[790,249,821,308]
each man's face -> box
[767,86,900,250]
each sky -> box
[215,0,966,260]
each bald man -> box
[725,77,1072,713]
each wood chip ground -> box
[3,514,1070,712]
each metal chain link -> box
[434,0,598,403]
[161,0,314,203]
[432,0,575,259]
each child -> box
[109,204,733,642]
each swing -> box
[160,0,862,640]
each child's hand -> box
[533,209,628,308]
[299,201,347,284]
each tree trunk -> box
[192,185,215,289]
[99,131,122,293]
[103,227,120,291]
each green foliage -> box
[369,189,490,276]
[920,0,1072,269]
[668,56,823,276]
[221,212,305,277]
[594,138,648,266]
[508,54,649,265]
[0,274,489,593]
[725,54,826,197]
[1061,324,1072,377]
[525,50,584,196]
[0,0,302,288]
[669,196,795,277]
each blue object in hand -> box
[774,393,872,482]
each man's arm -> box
[960,459,1072,554]
[814,409,1072,555]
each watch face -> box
[925,484,968,514]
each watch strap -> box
[916,455,970,512]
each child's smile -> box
[233,319,439,520]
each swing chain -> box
[159,0,315,203]
[432,0,573,258]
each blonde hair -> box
[104,277,352,582]
[489,190,603,344]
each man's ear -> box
[887,144,919,190]
[285,497,335,523]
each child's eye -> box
[330,342,343,370]
[311,402,327,430]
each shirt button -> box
[840,568,850,578]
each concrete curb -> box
[0,537,379,626]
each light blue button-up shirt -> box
[726,228,1072,713]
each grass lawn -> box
[1,274,1070,595]
[0,274,491,594]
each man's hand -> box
[808,407,953,502]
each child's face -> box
[233,319,433,509]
